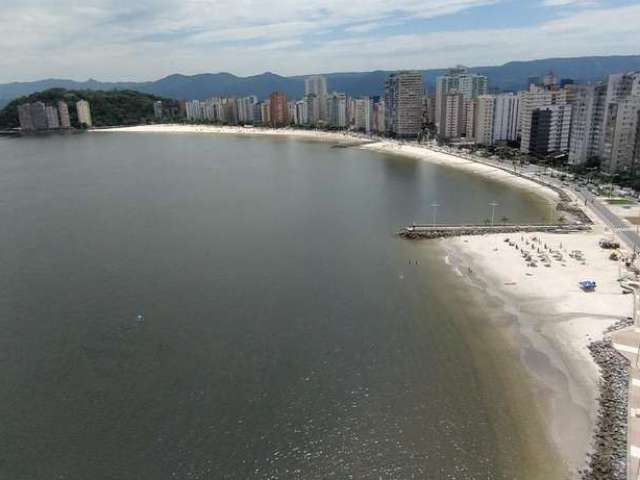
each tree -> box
[500,216,509,224]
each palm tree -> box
[500,216,509,224]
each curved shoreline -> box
[92,124,560,205]
[95,123,628,477]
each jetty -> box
[398,223,591,239]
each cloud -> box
[0,0,637,82]
[542,0,598,5]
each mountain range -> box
[2,55,640,109]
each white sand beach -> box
[97,123,629,475]
[443,223,633,474]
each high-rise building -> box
[30,102,48,130]
[76,100,92,127]
[384,71,425,138]
[528,104,573,156]
[237,96,258,124]
[304,94,320,126]
[435,67,488,135]
[260,100,271,125]
[519,84,571,154]
[326,92,347,128]
[372,100,385,134]
[492,93,520,143]
[568,84,607,166]
[599,72,640,173]
[295,100,308,126]
[439,92,464,139]
[153,101,163,119]
[473,95,496,146]
[17,104,34,131]
[305,75,328,122]
[269,92,288,127]
[45,105,60,129]
[425,96,436,125]
[57,101,71,128]
[353,97,372,132]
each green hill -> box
[0,88,169,129]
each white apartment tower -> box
[599,72,640,173]
[492,93,520,143]
[473,95,496,146]
[305,75,328,122]
[76,100,92,127]
[57,101,71,128]
[354,97,373,133]
[568,84,607,166]
[439,92,464,139]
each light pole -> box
[489,202,499,227]
[431,202,440,227]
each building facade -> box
[568,84,607,166]
[305,75,328,122]
[76,100,92,127]
[269,92,288,127]
[492,93,520,143]
[384,71,425,138]
[435,67,488,136]
[473,95,496,146]
[57,101,71,128]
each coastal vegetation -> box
[0,88,168,129]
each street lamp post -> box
[489,202,499,227]
[431,202,440,227]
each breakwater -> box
[581,333,630,480]
[398,224,591,240]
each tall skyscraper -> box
[45,105,60,129]
[153,101,164,119]
[528,104,572,156]
[372,100,385,134]
[57,101,71,128]
[269,92,288,127]
[305,75,328,123]
[473,95,496,146]
[326,92,347,128]
[492,93,520,143]
[384,71,425,138]
[353,97,372,132]
[568,84,607,166]
[599,72,640,173]
[76,100,92,127]
[519,84,571,154]
[439,92,464,139]
[17,104,34,131]
[30,102,48,130]
[435,67,488,136]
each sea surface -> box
[0,132,560,479]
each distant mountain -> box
[1,55,639,104]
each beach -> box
[96,123,631,476]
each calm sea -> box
[0,132,559,479]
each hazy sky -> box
[2,0,639,82]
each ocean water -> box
[0,132,560,479]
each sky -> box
[1,0,639,82]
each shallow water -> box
[0,132,559,479]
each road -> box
[437,147,640,254]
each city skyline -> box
[1,0,639,83]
